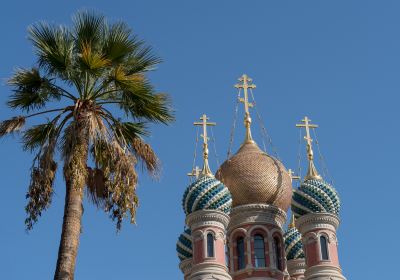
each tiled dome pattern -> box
[182,175,232,215]
[176,228,193,262]
[284,227,305,260]
[216,142,292,210]
[292,178,341,218]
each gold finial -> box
[187,166,201,179]
[289,214,296,229]
[235,74,256,143]
[194,114,216,176]
[288,169,301,183]
[296,116,321,180]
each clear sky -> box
[0,1,398,279]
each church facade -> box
[176,75,346,280]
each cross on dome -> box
[187,166,201,179]
[194,114,216,176]
[235,74,256,143]
[296,116,322,180]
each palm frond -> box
[91,138,138,230]
[0,116,26,137]
[86,167,106,207]
[8,68,62,112]
[25,143,57,230]
[113,121,158,175]
[22,121,57,151]
[79,42,110,72]
[124,45,162,74]
[102,22,137,63]
[28,23,73,78]
[73,10,105,51]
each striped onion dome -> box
[182,175,232,215]
[284,227,305,260]
[292,178,341,218]
[176,228,193,262]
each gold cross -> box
[296,116,318,161]
[288,169,301,182]
[235,74,256,143]
[187,166,201,179]
[296,116,321,180]
[194,114,216,176]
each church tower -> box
[292,117,345,280]
[178,114,233,280]
[216,75,292,280]
[283,215,306,280]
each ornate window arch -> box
[253,234,266,268]
[207,232,215,258]
[236,236,246,270]
[272,235,283,271]
[319,234,329,261]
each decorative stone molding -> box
[187,210,230,231]
[189,262,232,280]
[304,264,346,280]
[228,204,287,232]
[296,213,340,234]
[180,258,193,276]
[287,258,306,278]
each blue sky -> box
[0,1,398,279]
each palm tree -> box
[0,11,173,280]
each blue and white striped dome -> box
[176,228,193,262]
[182,175,232,215]
[292,178,341,218]
[284,227,305,260]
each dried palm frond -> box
[86,167,106,207]
[131,137,160,177]
[0,116,25,137]
[91,138,138,230]
[25,143,57,230]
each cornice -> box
[228,204,287,231]
[296,213,340,234]
[287,258,306,276]
[186,209,230,230]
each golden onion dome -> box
[215,141,292,211]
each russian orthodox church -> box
[176,75,346,280]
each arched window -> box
[207,233,214,258]
[237,237,245,270]
[320,235,329,260]
[254,234,266,267]
[273,237,283,271]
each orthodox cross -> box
[235,74,256,143]
[187,166,201,179]
[288,169,301,182]
[194,114,216,176]
[296,116,321,180]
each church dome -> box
[292,178,341,218]
[176,228,192,262]
[216,142,292,210]
[182,175,232,215]
[284,226,305,260]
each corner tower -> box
[180,114,233,280]
[292,117,345,280]
[216,75,292,280]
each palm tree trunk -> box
[54,179,83,280]
[54,120,89,280]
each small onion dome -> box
[292,178,341,218]
[176,228,193,262]
[182,175,232,215]
[216,142,292,210]
[284,227,305,260]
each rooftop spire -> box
[194,114,216,176]
[235,74,256,144]
[296,116,322,180]
[289,214,296,229]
